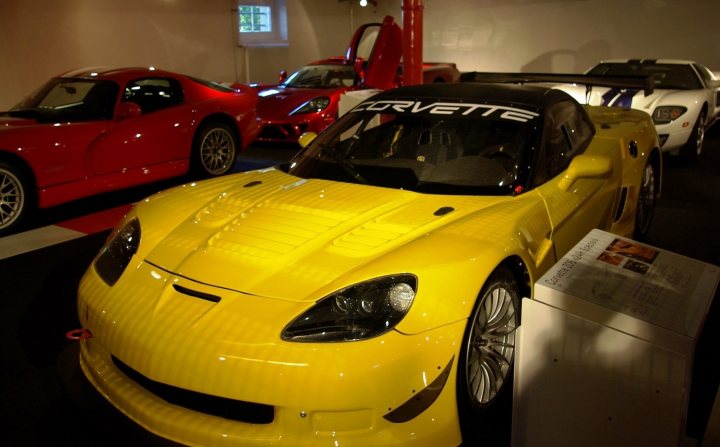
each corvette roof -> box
[367,82,568,110]
[597,59,696,65]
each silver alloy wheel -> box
[694,113,705,156]
[0,166,24,230]
[199,127,236,175]
[465,284,518,405]
[635,162,656,236]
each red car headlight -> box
[290,96,331,115]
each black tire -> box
[679,110,705,163]
[457,266,520,444]
[634,158,658,239]
[0,160,33,235]
[191,122,238,177]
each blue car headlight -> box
[282,274,417,342]
[652,106,687,124]
[94,218,140,286]
[290,96,331,115]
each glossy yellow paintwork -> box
[77,105,660,446]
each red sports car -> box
[0,67,260,235]
[254,16,459,144]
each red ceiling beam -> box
[401,0,424,86]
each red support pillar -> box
[401,0,424,86]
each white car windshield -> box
[587,63,703,90]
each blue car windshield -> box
[287,101,539,196]
[283,65,356,89]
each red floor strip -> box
[55,204,133,234]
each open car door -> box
[345,15,402,90]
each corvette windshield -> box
[10,78,119,122]
[287,104,537,195]
[587,63,703,90]
[284,65,356,88]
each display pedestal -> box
[512,229,719,447]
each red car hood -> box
[257,87,345,120]
[0,115,40,127]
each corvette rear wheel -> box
[680,110,705,163]
[458,266,519,443]
[0,161,31,235]
[634,159,657,239]
[192,122,238,177]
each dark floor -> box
[0,135,718,446]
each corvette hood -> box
[143,169,503,301]
[257,87,343,118]
[557,85,703,113]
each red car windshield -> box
[10,78,119,122]
[283,65,356,89]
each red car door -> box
[345,15,403,90]
[90,77,193,176]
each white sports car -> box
[558,59,720,161]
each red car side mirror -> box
[115,102,142,120]
[354,58,366,86]
[279,70,288,84]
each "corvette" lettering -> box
[353,100,540,122]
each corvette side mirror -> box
[558,154,612,191]
[115,102,142,120]
[298,132,318,148]
[279,70,288,84]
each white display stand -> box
[338,89,382,117]
[512,229,719,447]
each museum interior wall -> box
[1,0,719,110]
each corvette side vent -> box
[613,187,628,222]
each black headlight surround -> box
[94,218,141,286]
[281,274,418,343]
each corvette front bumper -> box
[77,263,465,447]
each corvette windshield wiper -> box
[318,142,368,185]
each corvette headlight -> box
[290,96,331,115]
[652,106,687,124]
[94,218,140,286]
[282,274,417,342]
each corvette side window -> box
[542,100,593,179]
[122,78,184,114]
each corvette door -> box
[534,100,620,258]
[345,15,402,90]
[90,77,192,175]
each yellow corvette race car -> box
[75,74,661,446]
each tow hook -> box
[66,328,93,340]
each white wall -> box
[1,0,719,110]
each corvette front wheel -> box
[458,266,519,443]
[634,159,658,239]
[192,122,238,177]
[0,161,32,235]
